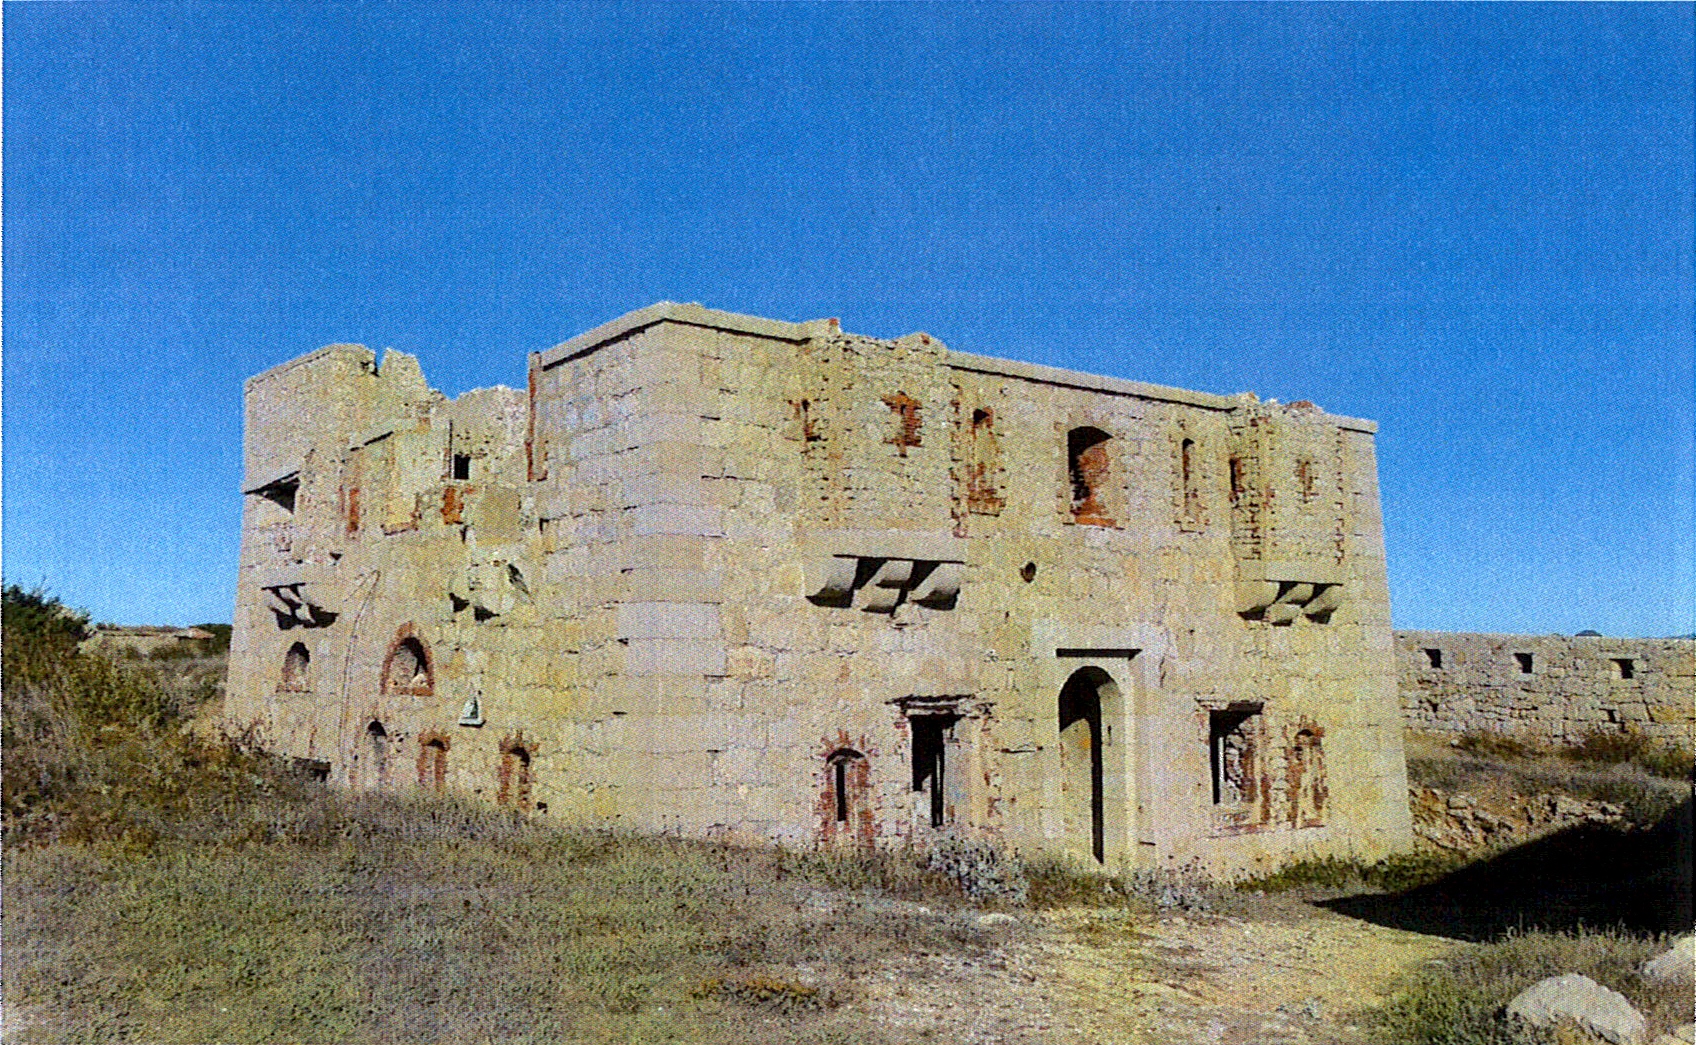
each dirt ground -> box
[773,890,1452,1045]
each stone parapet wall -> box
[1397,630,1695,747]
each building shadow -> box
[1324,791,1693,942]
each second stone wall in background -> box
[1397,630,1695,747]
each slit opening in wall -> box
[1423,648,1443,669]
[1612,658,1635,680]
[1515,653,1534,674]
[826,748,864,825]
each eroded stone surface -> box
[225,303,1412,876]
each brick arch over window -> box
[822,747,872,844]
[1286,723,1327,829]
[280,642,311,692]
[498,734,534,810]
[381,625,434,696]
[1067,426,1114,526]
[417,731,450,792]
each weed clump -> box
[925,838,1029,904]
[701,972,838,1013]
[1561,729,1694,781]
[1370,927,1679,1045]
[1239,852,1465,896]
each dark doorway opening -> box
[910,716,955,828]
[1058,671,1106,863]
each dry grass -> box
[3,592,982,1043]
[1405,731,1691,827]
[1369,927,1688,1045]
[3,791,990,1044]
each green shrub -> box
[1239,852,1464,896]
[1022,854,1128,909]
[1370,927,1674,1045]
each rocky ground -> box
[846,898,1451,1044]
[1410,782,1626,853]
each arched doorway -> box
[1058,666,1120,864]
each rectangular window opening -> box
[1612,658,1635,680]
[1515,653,1534,674]
[451,454,472,481]
[1209,706,1261,807]
[1423,648,1443,669]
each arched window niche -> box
[498,735,533,810]
[417,733,450,792]
[1067,426,1114,526]
[279,642,312,692]
[381,627,434,697]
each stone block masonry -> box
[1398,630,1695,747]
[225,303,1413,878]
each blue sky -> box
[5,2,1691,636]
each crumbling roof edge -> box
[537,302,832,370]
[1395,629,1694,645]
[944,350,1243,412]
[245,343,375,389]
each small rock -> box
[1651,1025,1695,1045]
[1505,973,1647,1045]
[1448,795,1475,811]
[1642,935,1696,984]
[975,913,1017,928]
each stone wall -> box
[1397,630,1696,747]
[226,303,1413,878]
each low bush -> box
[1562,729,1694,781]
[1407,731,1689,828]
[1369,927,1679,1045]
[925,837,1029,904]
[1240,851,1466,896]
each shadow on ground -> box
[1325,792,1693,942]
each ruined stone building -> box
[225,303,1412,875]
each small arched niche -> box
[382,631,434,696]
[279,642,311,692]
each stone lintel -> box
[798,528,963,564]
[1236,560,1347,587]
